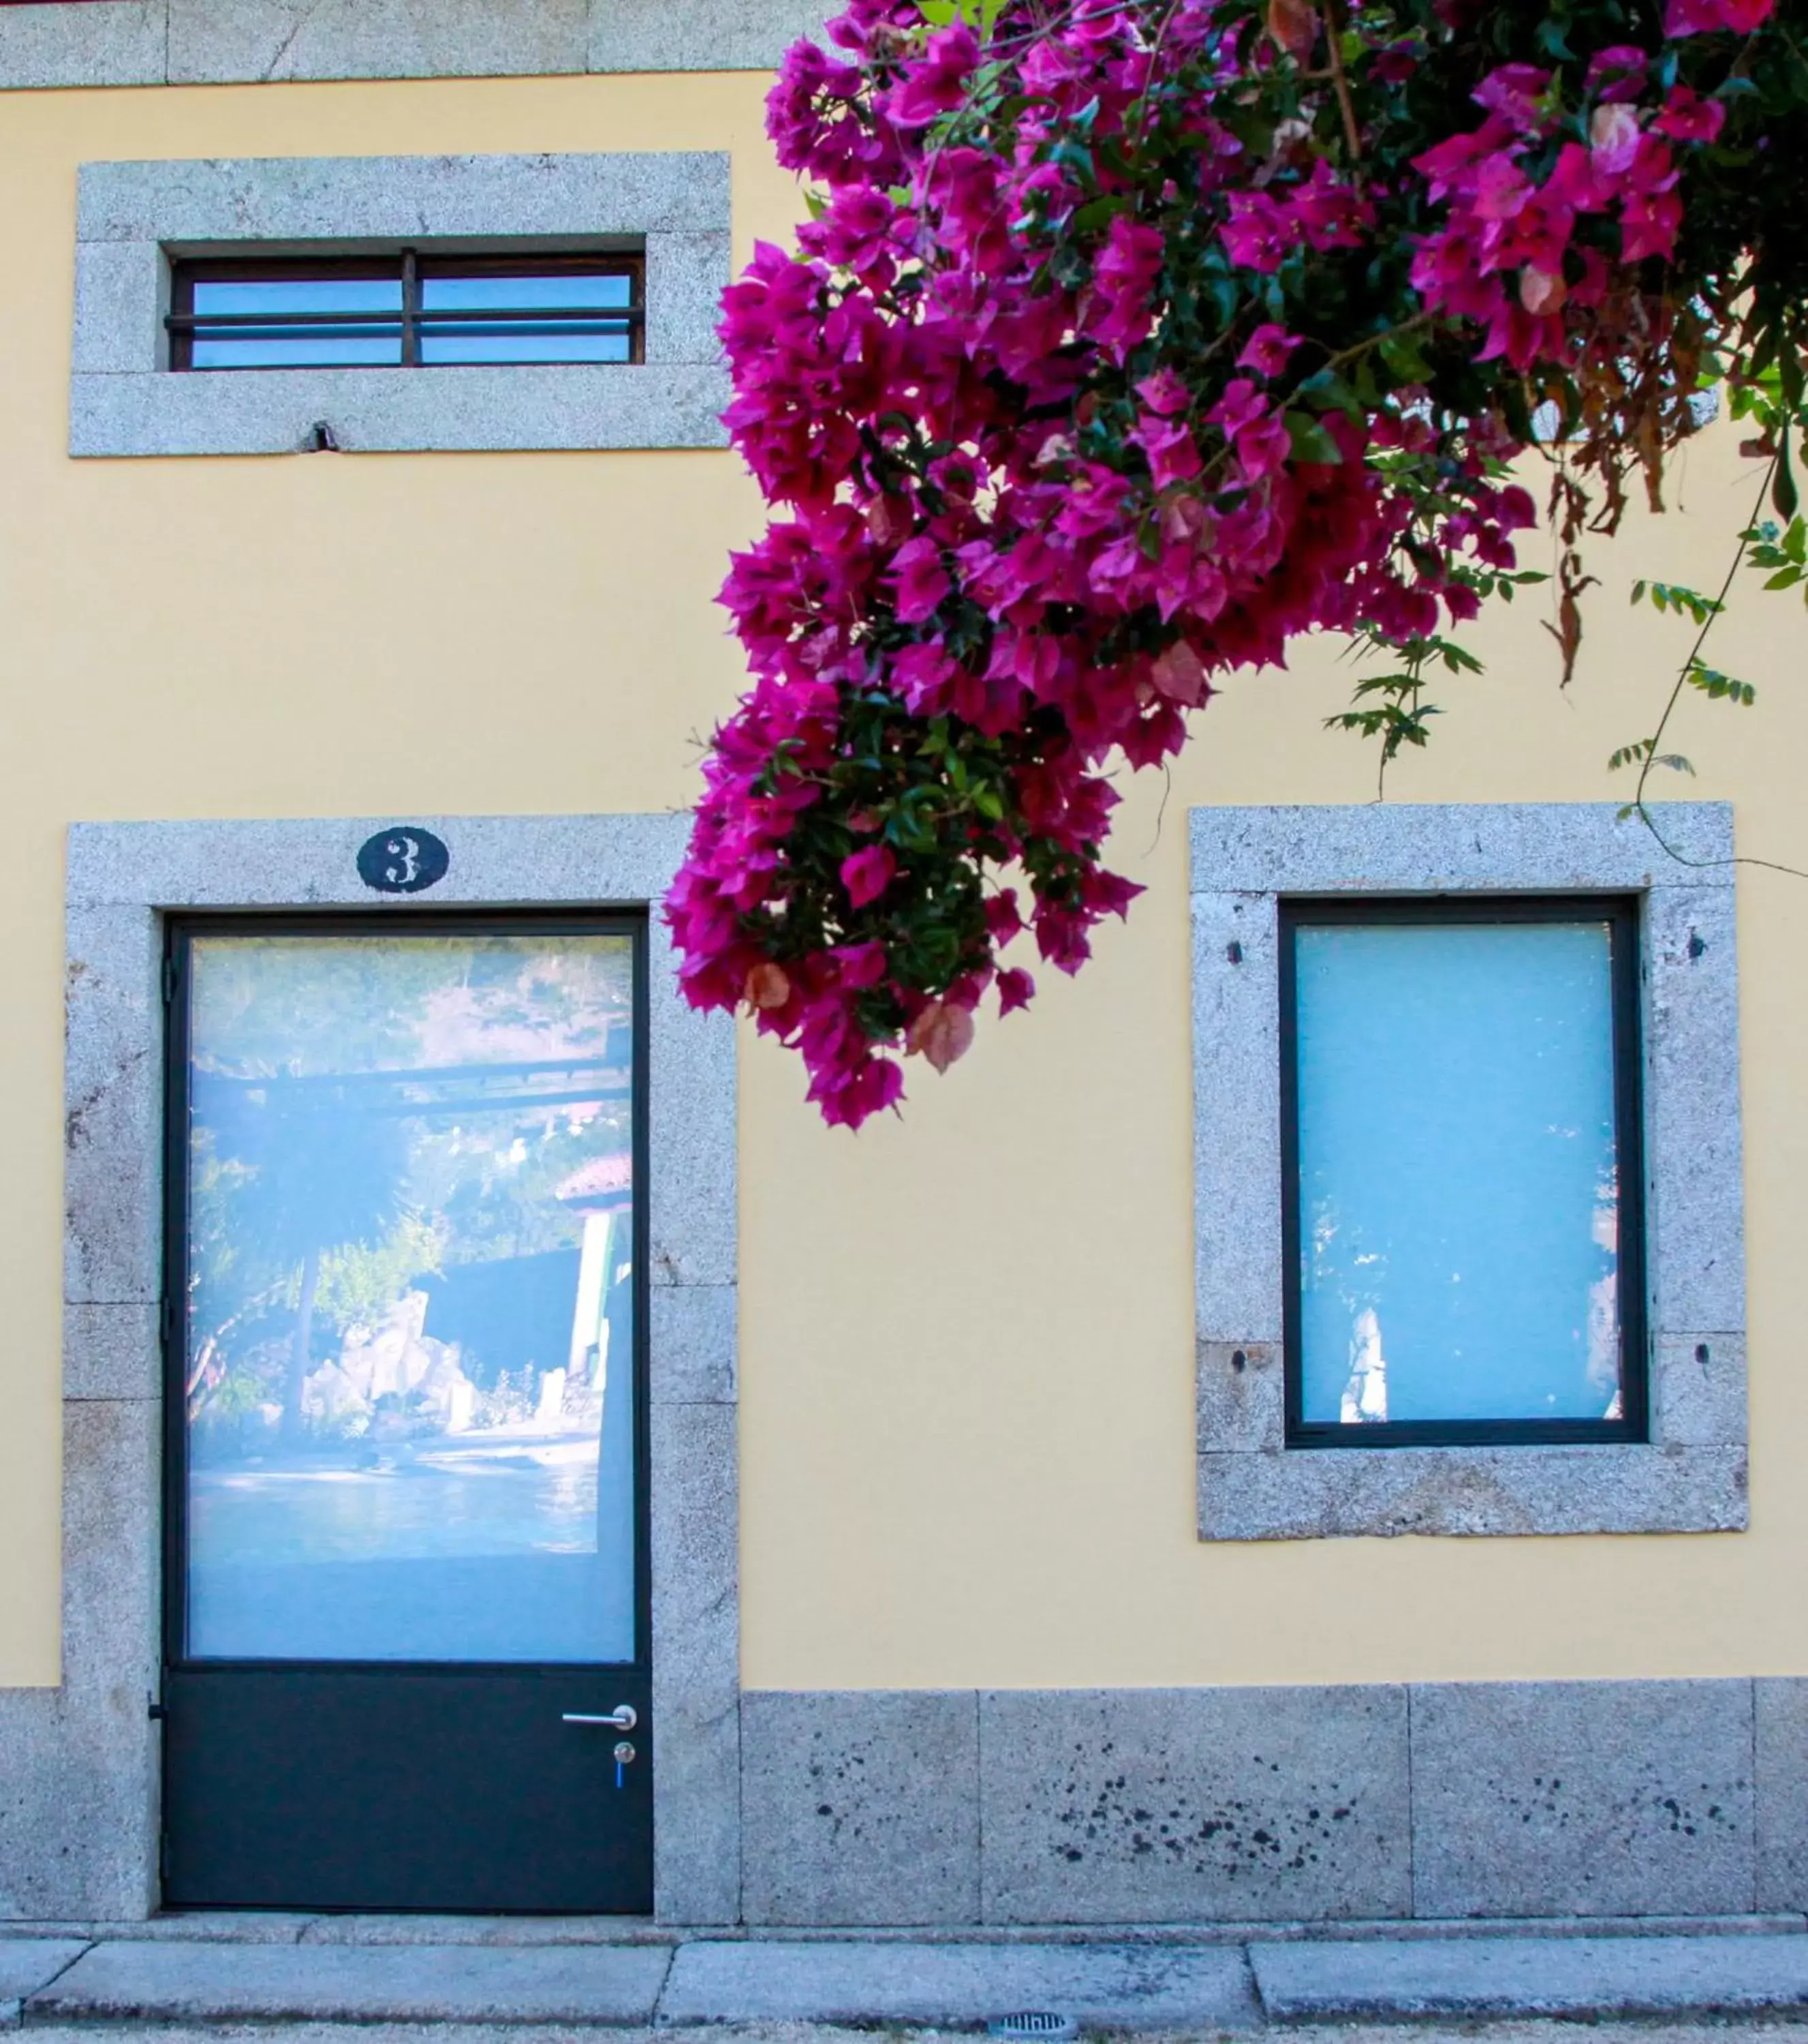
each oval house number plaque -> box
[357,826,450,895]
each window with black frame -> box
[1279,895,1646,1449]
[166,249,643,370]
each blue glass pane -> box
[1294,919,1622,1425]
[189,278,403,369]
[190,334,403,367]
[420,274,633,309]
[193,279,403,314]
[420,331,633,364]
[419,271,633,364]
[182,933,638,1664]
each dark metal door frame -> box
[158,909,655,1911]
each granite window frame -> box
[70,153,732,456]
[1191,802,1748,1541]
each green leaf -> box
[1685,658,1756,706]
[1644,582,1722,623]
[1296,369,1362,418]
[1776,437,1800,522]
[1377,330,1433,384]
[1072,193,1128,234]
[1284,413,1343,465]
[1501,380,1536,446]
[1534,16,1574,59]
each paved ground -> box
[13,1927,1808,2032]
[22,2024,1808,2044]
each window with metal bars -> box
[167,250,644,371]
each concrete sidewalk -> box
[9,1925,1808,2030]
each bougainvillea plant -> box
[666,0,1808,1126]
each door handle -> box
[561,1705,637,1731]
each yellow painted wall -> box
[2,72,1805,1695]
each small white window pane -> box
[1294,918,1623,1426]
[418,271,634,364]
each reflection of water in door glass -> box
[181,931,637,1665]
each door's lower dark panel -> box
[163,1664,652,1912]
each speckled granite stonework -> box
[1189,802,1747,1540]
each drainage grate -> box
[987,2015,1077,2041]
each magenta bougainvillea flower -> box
[667,0,1786,1127]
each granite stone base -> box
[6,1674,1808,1925]
[978,1686,1409,1924]
[736,1678,1800,1927]
[1411,1679,1754,1917]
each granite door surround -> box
[1190,801,1747,1541]
[741,1678,1808,1928]
[0,812,736,1924]
[0,1,833,91]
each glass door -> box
[159,915,652,1912]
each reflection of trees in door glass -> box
[183,932,638,1665]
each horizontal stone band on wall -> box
[71,153,732,457]
[741,1679,1808,1927]
[0,1,832,91]
[1188,802,1748,1541]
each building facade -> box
[1,0,1805,1931]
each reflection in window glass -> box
[1292,918,1623,1427]
[181,930,638,1665]
[419,271,634,364]
[189,279,403,369]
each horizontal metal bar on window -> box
[165,309,644,332]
